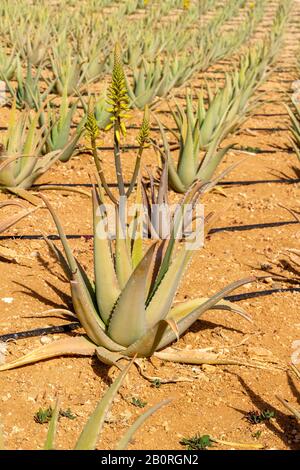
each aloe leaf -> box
[168,298,251,322]
[131,176,144,268]
[146,246,191,328]
[75,360,133,450]
[115,209,133,289]
[17,150,62,189]
[177,114,197,188]
[116,399,171,450]
[93,189,121,323]
[124,320,169,357]
[70,280,123,351]
[95,347,124,366]
[58,131,82,163]
[41,195,104,332]
[0,205,37,233]
[40,195,78,272]
[157,277,255,350]
[0,336,97,372]
[197,143,232,183]
[155,117,186,193]
[108,244,157,347]
[44,399,60,450]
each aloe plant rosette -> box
[0,181,254,372]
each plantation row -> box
[0,0,299,451]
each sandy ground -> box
[0,0,299,450]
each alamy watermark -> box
[95,197,205,251]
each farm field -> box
[0,0,299,451]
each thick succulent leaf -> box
[18,150,62,189]
[277,395,300,421]
[155,117,186,193]
[41,195,105,331]
[177,115,197,188]
[146,246,191,328]
[116,399,171,450]
[96,346,124,366]
[44,399,60,450]
[108,244,157,347]
[57,131,82,163]
[149,181,204,298]
[155,348,223,364]
[156,277,256,350]
[93,189,120,323]
[0,204,37,233]
[123,320,169,358]
[6,187,41,205]
[0,336,97,372]
[168,297,251,322]
[154,348,260,366]
[115,209,133,289]
[75,360,133,450]
[71,280,124,351]
[197,143,232,183]
[130,176,144,268]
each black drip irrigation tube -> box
[0,322,80,342]
[1,288,299,343]
[0,220,299,242]
[29,177,300,189]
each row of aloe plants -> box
[0,0,289,200]
[0,0,266,109]
[0,0,298,451]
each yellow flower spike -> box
[137,105,150,148]
[85,112,99,141]
[106,42,130,134]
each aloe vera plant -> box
[50,49,86,96]
[0,361,170,450]
[156,115,232,193]
[0,179,254,372]
[0,46,18,80]
[125,59,164,109]
[16,24,50,66]
[158,33,285,193]
[0,103,65,191]
[39,86,85,162]
[2,60,55,110]
[286,99,300,167]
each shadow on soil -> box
[232,374,300,450]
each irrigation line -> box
[209,220,298,234]
[76,143,293,154]
[0,322,80,342]
[225,288,300,303]
[0,220,298,242]
[1,288,299,343]
[30,178,300,190]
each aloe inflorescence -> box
[85,43,149,203]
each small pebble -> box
[40,336,53,345]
